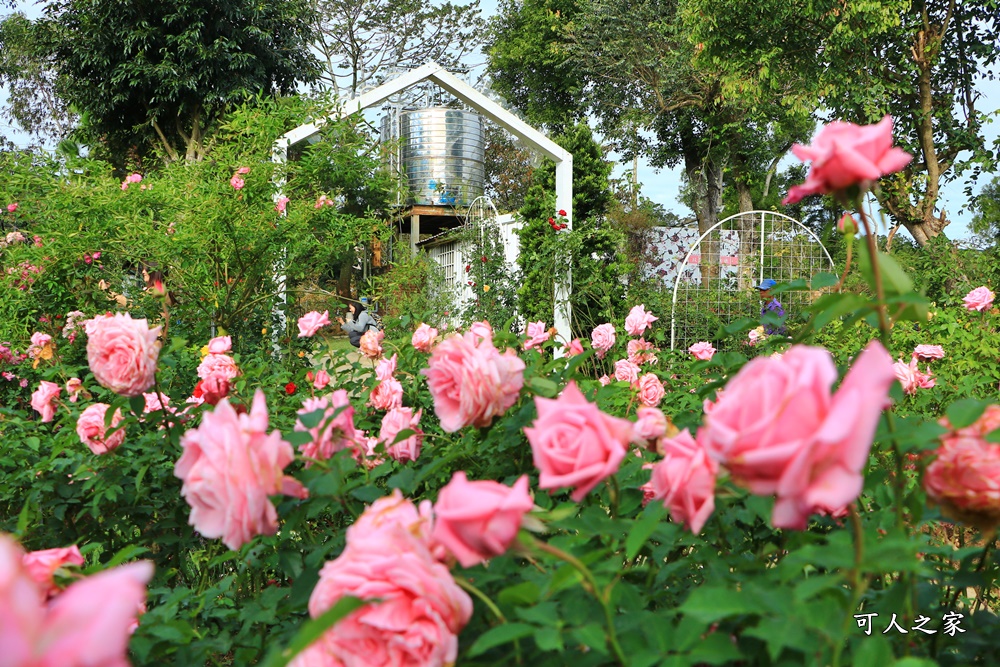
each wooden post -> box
[410,213,421,254]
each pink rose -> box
[432,472,533,567]
[627,338,657,365]
[346,490,435,548]
[702,341,895,529]
[649,429,718,533]
[31,381,61,422]
[85,313,161,396]
[200,374,231,405]
[236,166,251,175]
[636,373,666,407]
[523,321,551,350]
[688,341,716,361]
[374,353,397,381]
[912,344,944,361]
[65,378,83,403]
[230,174,245,190]
[28,331,52,358]
[468,320,493,344]
[197,353,240,381]
[590,323,616,358]
[565,338,584,356]
[368,377,404,411]
[22,545,84,597]
[0,535,152,667]
[207,335,232,354]
[963,286,995,312]
[296,390,358,466]
[297,515,471,667]
[925,406,1000,529]
[525,381,633,501]
[359,329,384,359]
[782,115,913,205]
[613,358,640,384]
[6,202,17,213]
[379,407,423,462]
[412,323,438,352]
[631,406,668,446]
[76,403,125,454]
[297,310,331,338]
[312,368,331,390]
[624,304,657,337]
[421,331,526,432]
[174,391,309,550]
[142,391,173,415]
[275,195,290,213]
[894,357,935,395]
[598,374,611,386]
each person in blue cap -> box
[757,279,787,335]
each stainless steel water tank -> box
[391,108,485,207]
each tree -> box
[683,0,1000,246]
[32,0,319,164]
[483,122,535,213]
[310,0,484,99]
[971,175,1000,245]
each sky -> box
[3,0,998,241]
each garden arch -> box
[669,210,834,351]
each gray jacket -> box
[341,310,377,334]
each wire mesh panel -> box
[669,211,834,351]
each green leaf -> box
[681,586,757,624]
[466,622,536,657]
[810,272,838,289]
[945,398,990,429]
[129,394,146,416]
[260,596,367,667]
[387,467,415,494]
[498,581,541,606]
[626,502,667,560]
[135,464,149,492]
[297,408,325,430]
[533,626,564,652]
[93,544,150,571]
[529,377,559,397]
[986,426,1000,443]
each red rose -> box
[285,382,297,395]
[558,209,567,216]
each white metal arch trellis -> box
[669,210,835,351]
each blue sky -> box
[3,0,997,240]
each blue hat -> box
[360,296,370,304]
[757,279,777,290]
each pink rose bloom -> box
[312,368,331,390]
[523,321,551,350]
[28,332,52,358]
[0,535,153,667]
[297,522,471,667]
[65,378,83,403]
[85,313,161,397]
[236,166,251,175]
[346,490,435,548]
[411,323,438,352]
[297,310,331,338]
[925,406,1000,529]
[688,341,716,361]
[379,407,423,462]
[590,323,616,358]
[275,195,290,213]
[894,357,935,395]
[468,320,493,344]
[296,390,359,466]
[230,175,245,190]
[613,358,640,384]
[649,429,718,533]
[200,374,231,405]
[6,202,17,212]
[174,391,309,550]
[31,381,61,423]
[142,391,173,415]
[631,406,668,446]
[963,286,995,312]
[598,374,611,386]
[359,329,384,360]
[624,304,658,337]
[627,338,657,365]
[432,472,533,567]
[702,341,896,529]
[421,331,526,432]
[369,377,404,411]
[748,327,765,346]
[782,115,913,205]
[639,463,656,506]
[565,338,585,356]
[22,545,84,597]
[375,353,397,381]
[525,381,633,501]
[912,344,944,361]
[197,353,240,381]
[207,335,232,354]
[76,403,125,455]
[636,373,666,407]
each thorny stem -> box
[529,537,627,666]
